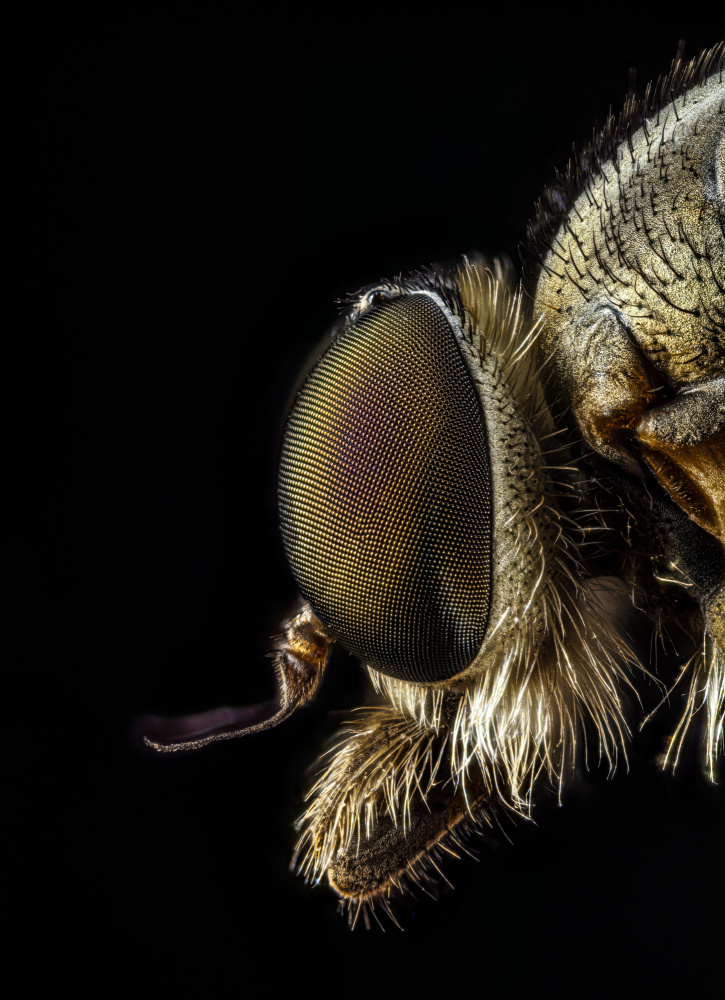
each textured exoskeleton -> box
[527,42,723,777]
[143,43,723,927]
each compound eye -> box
[278,294,492,683]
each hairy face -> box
[142,44,724,928]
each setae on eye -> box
[278,291,492,683]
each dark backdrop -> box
[32,9,723,996]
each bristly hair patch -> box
[523,40,724,286]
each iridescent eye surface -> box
[278,293,492,683]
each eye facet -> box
[278,292,492,683]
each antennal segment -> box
[141,605,333,752]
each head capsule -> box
[142,257,550,751]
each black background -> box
[31,8,723,997]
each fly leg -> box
[634,376,725,546]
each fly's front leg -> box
[327,770,492,928]
[292,696,493,928]
[547,306,724,549]
[634,377,725,545]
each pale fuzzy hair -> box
[294,262,641,887]
[702,632,725,780]
[294,583,639,888]
[659,589,724,782]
